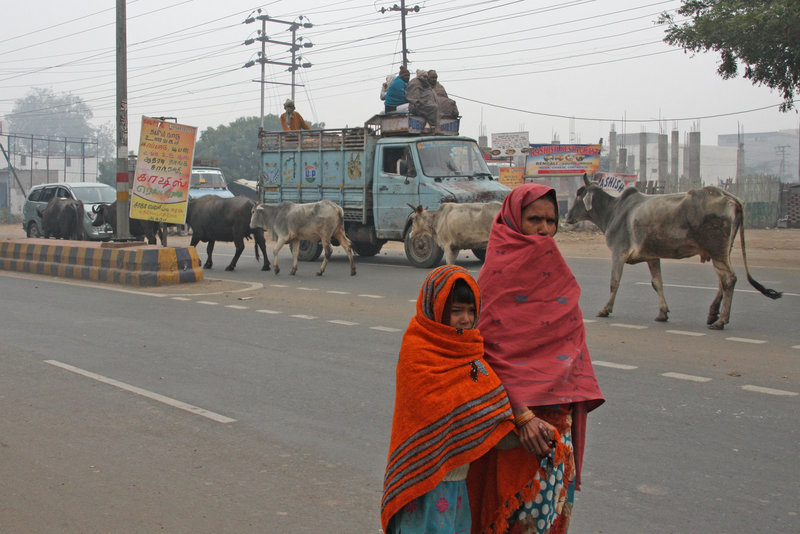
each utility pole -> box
[381,1,421,69]
[244,10,313,127]
[775,145,790,180]
[115,0,131,239]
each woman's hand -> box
[517,417,556,457]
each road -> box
[1,239,798,533]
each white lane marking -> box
[171,297,192,301]
[593,361,638,370]
[45,360,236,423]
[634,282,799,297]
[270,284,288,288]
[741,385,798,397]
[256,309,281,314]
[662,372,712,383]
[359,294,384,299]
[725,337,767,345]
[611,323,648,330]
[371,326,401,332]
[409,299,417,303]
[297,287,319,291]
[327,290,350,295]
[290,314,317,320]
[793,345,800,350]
[667,330,706,337]
[328,320,359,326]
[582,319,597,324]
[196,301,218,305]
[225,305,248,310]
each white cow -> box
[408,201,502,264]
[250,200,356,277]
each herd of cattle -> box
[32,175,782,329]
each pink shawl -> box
[476,183,604,486]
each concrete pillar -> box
[639,132,647,183]
[688,131,701,188]
[618,147,627,173]
[658,134,668,191]
[670,130,679,191]
[609,129,617,173]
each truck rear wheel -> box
[472,248,487,262]
[292,240,322,261]
[404,232,444,268]
[351,240,385,257]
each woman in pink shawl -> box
[467,183,604,534]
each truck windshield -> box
[416,140,492,178]
[191,171,226,189]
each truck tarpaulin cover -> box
[131,116,197,225]
[524,144,601,176]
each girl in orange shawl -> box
[468,184,605,534]
[382,265,516,534]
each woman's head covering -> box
[498,183,559,235]
[381,265,514,532]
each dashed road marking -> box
[741,385,798,397]
[196,301,218,305]
[611,323,648,330]
[171,297,192,301]
[726,337,767,344]
[327,290,350,295]
[290,314,317,320]
[270,284,288,288]
[635,281,800,297]
[667,330,706,337]
[45,360,236,423]
[225,305,249,310]
[256,309,282,314]
[297,287,319,291]
[793,345,800,350]
[662,372,712,383]
[593,361,638,370]
[359,294,384,299]
[370,326,401,332]
[328,320,358,326]
[582,319,597,324]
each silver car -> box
[22,182,117,240]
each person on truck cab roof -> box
[280,99,311,131]
[384,65,410,113]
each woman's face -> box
[520,198,558,237]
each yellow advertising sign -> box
[130,117,197,224]
[499,166,524,188]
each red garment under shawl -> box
[381,265,515,533]
[469,184,604,532]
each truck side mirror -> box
[399,159,416,179]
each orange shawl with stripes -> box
[381,266,515,532]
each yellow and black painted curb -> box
[0,239,203,286]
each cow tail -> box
[735,201,782,300]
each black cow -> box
[187,195,270,272]
[91,202,167,246]
[565,174,781,330]
[37,198,84,240]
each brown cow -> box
[565,175,781,329]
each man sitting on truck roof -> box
[384,65,410,113]
[406,69,439,128]
[428,70,459,119]
[280,99,311,131]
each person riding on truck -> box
[384,65,411,113]
[280,99,311,131]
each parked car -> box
[22,182,117,240]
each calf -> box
[408,201,501,264]
[565,175,781,329]
[249,200,356,276]
[187,196,270,272]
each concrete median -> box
[0,238,203,286]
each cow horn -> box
[92,204,100,213]
[407,203,416,212]
[583,173,591,187]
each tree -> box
[193,115,324,182]
[659,1,800,111]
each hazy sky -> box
[2,0,798,153]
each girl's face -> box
[448,301,476,329]
[520,198,558,237]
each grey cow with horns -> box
[249,200,356,277]
[565,174,781,330]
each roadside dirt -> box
[2,223,798,269]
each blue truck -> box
[257,115,510,267]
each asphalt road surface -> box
[1,237,798,533]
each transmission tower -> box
[775,145,790,180]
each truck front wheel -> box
[404,232,444,268]
[292,240,322,261]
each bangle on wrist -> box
[514,409,535,428]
